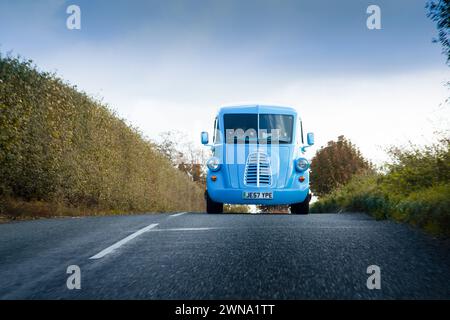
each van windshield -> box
[223,114,294,144]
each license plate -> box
[242,192,273,200]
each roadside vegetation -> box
[311,136,450,237]
[310,135,374,197]
[0,54,205,219]
[312,2,449,236]
[156,130,251,214]
[224,204,251,214]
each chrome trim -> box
[244,152,272,187]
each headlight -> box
[295,158,309,172]
[207,157,221,171]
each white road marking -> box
[89,223,159,259]
[149,227,216,232]
[170,212,187,217]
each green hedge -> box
[311,177,450,236]
[311,137,450,236]
[0,55,204,217]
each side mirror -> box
[307,132,314,146]
[201,132,209,145]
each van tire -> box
[290,195,310,215]
[206,191,223,214]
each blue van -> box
[201,105,314,214]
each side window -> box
[213,117,220,143]
[298,118,304,145]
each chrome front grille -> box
[244,152,272,187]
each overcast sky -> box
[1,0,449,163]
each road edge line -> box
[89,223,159,259]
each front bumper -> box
[207,187,309,205]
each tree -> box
[310,135,373,197]
[426,0,450,64]
[257,205,289,213]
[155,131,184,165]
[155,131,209,185]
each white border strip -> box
[89,223,159,259]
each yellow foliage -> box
[0,55,205,218]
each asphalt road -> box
[0,213,449,299]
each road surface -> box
[0,213,449,299]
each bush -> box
[311,138,450,237]
[396,184,450,235]
[311,173,390,220]
[0,54,205,218]
[310,135,373,197]
[224,204,251,214]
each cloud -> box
[261,69,450,163]
[0,0,448,164]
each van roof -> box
[218,105,297,115]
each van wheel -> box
[290,196,310,215]
[206,191,223,214]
